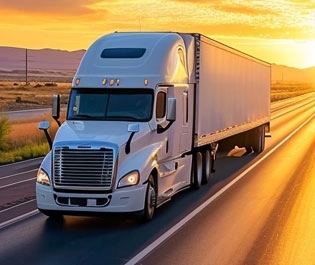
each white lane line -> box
[0,178,36,189]
[0,199,36,213]
[0,157,43,169]
[125,113,315,265]
[0,209,39,230]
[0,169,37,180]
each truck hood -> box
[53,120,149,148]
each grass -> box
[0,81,314,165]
[0,81,68,165]
[0,113,62,165]
[270,82,315,102]
[0,81,70,111]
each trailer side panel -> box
[194,34,270,146]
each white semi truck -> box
[36,32,270,220]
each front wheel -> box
[142,174,157,221]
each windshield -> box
[67,88,153,121]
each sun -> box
[299,40,315,69]
[280,39,315,69]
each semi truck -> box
[36,32,270,220]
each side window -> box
[156,91,166,120]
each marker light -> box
[144,79,149,86]
[110,79,114,86]
[116,79,120,86]
[102,78,107,85]
[75,78,80,86]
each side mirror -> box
[52,94,61,126]
[128,123,140,133]
[126,123,140,154]
[38,121,52,149]
[38,120,50,130]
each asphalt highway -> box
[0,93,314,265]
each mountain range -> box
[0,46,314,83]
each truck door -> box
[156,85,192,158]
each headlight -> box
[118,171,139,188]
[36,168,51,186]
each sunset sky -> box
[0,0,314,69]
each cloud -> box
[0,0,101,15]
[168,0,315,39]
[210,2,277,16]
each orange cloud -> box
[0,0,99,15]
[169,0,314,40]
[0,0,314,68]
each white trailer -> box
[37,32,270,220]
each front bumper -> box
[36,183,146,214]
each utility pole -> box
[25,48,28,85]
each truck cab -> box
[36,32,195,220]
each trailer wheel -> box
[192,151,203,189]
[202,150,211,184]
[253,125,265,153]
[258,126,266,153]
[142,174,157,221]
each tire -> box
[257,126,266,153]
[243,125,265,154]
[142,174,157,221]
[192,151,203,189]
[202,150,211,184]
[252,125,265,154]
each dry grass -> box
[271,82,315,102]
[0,82,67,164]
[0,81,70,111]
[0,114,62,164]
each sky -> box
[0,0,314,69]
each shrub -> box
[34,83,42,88]
[0,116,10,150]
[44,82,57,87]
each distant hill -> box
[0,46,314,83]
[272,64,315,83]
[0,47,85,82]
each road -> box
[138,94,315,265]
[0,93,314,265]
[0,159,42,227]
[0,108,51,121]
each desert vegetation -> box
[0,81,314,165]
[0,81,70,111]
[0,111,63,165]
[270,82,315,102]
[0,82,68,164]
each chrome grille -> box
[53,147,114,190]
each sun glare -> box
[286,40,315,69]
[301,40,315,69]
